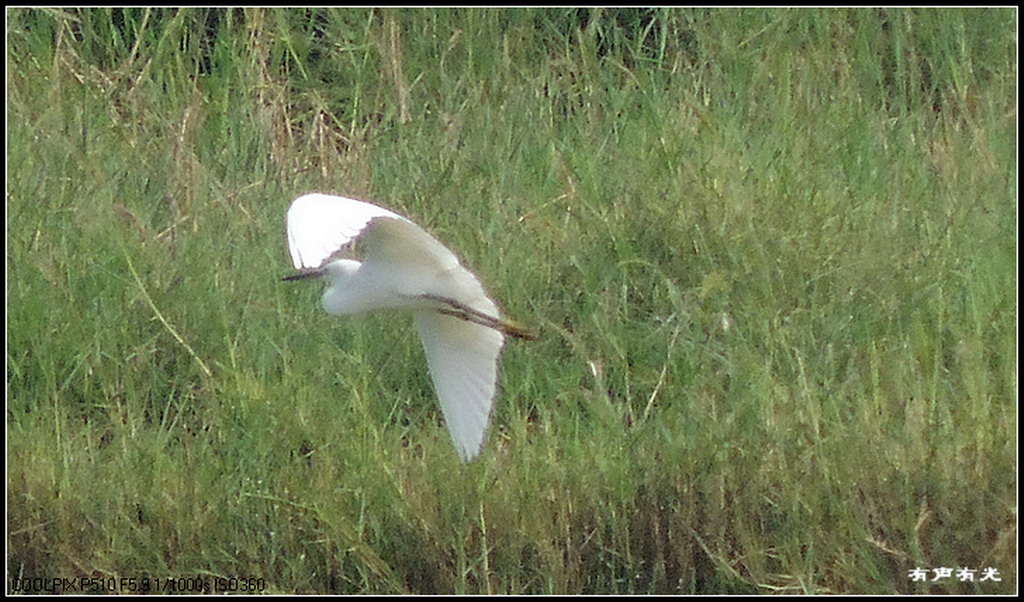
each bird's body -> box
[284,193,532,461]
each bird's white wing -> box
[286,193,403,269]
[359,216,502,319]
[365,213,509,461]
[413,310,505,461]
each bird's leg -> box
[420,294,537,340]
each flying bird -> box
[284,193,534,461]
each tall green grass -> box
[7,7,1016,594]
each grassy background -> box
[6,7,1016,594]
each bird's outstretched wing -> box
[286,193,404,270]
[358,216,502,320]
[344,202,511,460]
[413,310,504,461]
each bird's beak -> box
[282,269,323,282]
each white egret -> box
[284,193,534,461]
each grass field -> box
[7,7,1016,594]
